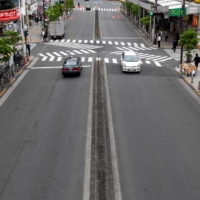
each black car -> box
[62,56,82,76]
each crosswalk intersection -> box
[47,40,156,51]
[38,55,162,67]
[73,7,120,11]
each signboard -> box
[168,8,186,17]
[189,7,197,14]
[193,15,198,27]
[0,9,20,22]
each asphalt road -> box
[0,1,200,200]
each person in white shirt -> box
[157,35,161,48]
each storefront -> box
[0,8,20,36]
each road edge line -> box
[83,61,94,200]
[103,62,122,200]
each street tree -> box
[179,28,200,62]
[0,31,22,63]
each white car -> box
[120,51,141,73]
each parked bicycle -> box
[0,65,10,88]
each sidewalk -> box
[122,12,200,97]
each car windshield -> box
[66,60,77,66]
[124,55,139,62]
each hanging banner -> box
[0,9,20,22]
[193,15,198,27]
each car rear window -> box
[124,55,139,62]
[66,60,77,66]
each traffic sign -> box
[149,11,154,16]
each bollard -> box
[198,81,200,90]
[191,74,194,83]
[191,70,195,83]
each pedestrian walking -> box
[164,30,168,42]
[159,30,163,40]
[42,30,45,41]
[172,39,178,52]
[26,42,31,56]
[157,34,161,48]
[193,53,200,71]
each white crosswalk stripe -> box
[38,55,163,66]
[48,39,156,50]
[73,7,120,11]
[53,52,61,56]
[57,57,62,61]
[60,51,68,56]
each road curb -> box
[0,57,35,98]
[175,68,200,97]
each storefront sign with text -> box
[0,9,20,22]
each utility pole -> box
[180,0,186,75]
[153,0,157,44]
[43,0,46,29]
[19,0,25,60]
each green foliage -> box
[46,3,64,22]
[0,31,22,63]
[0,39,13,63]
[131,4,138,17]
[179,28,200,58]
[122,1,139,16]
[141,15,150,26]
[3,30,22,50]
[65,0,74,12]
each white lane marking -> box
[39,53,45,56]
[87,50,96,53]
[96,40,100,44]
[96,57,101,61]
[158,57,173,62]
[80,50,89,54]
[32,65,91,69]
[116,47,124,51]
[134,43,138,46]
[88,57,93,62]
[81,57,85,62]
[41,56,47,61]
[154,61,161,67]
[90,40,94,43]
[78,40,82,43]
[73,50,82,54]
[53,52,61,56]
[121,42,125,45]
[54,40,59,42]
[140,43,145,47]
[46,53,54,57]
[146,60,151,64]
[66,39,70,42]
[103,62,122,200]
[0,58,39,107]
[84,40,88,43]
[57,57,62,61]
[122,47,132,51]
[112,58,117,63]
[60,51,68,55]
[115,42,118,45]
[108,41,112,45]
[61,39,65,42]
[104,58,109,63]
[69,52,75,55]
[127,42,131,46]
[49,57,55,61]
[139,60,142,64]
[102,41,106,44]
[83,61,94,200]
[72,40,76,43]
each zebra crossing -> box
[38,55,162,67]
[73,7,120,11]
[47,39,156,50]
